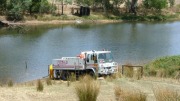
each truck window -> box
[98,53,113,62]
[86,54,90,62]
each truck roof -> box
[81,50,111,54]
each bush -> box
[30,0,53,14]
[6,11,23,21]
[37,80,43,92]
[114,86,147,101]
[143,0,168,10]
[145,55,180,78]
[5,0,33,21]
[75,75,100,101]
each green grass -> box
[145,55,180,78]
[75,75,100,101]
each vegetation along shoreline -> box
[0,0,180,26]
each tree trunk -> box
[102,0,106,14]
[130,0,137,15]
[61,0,63,15]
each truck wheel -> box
[55,70,61,79]
[61,71,70,80]
[89,71,96,79]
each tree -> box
[169,0,175,7]
[39,0,51,14]
[143,0,168,11]
[61,0,64,15]
[113,0,125,9]
[0,0,7,15]
[6,0,31,21]
[76,0,94,6]
[30,0,41,14]
[130,0,138,15]
[30,0,52,14]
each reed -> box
[37,79,44,92]
[8,79,13,87]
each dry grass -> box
[114,86,147,101]
[8,79,13,87]
[67,73,77,87]
[133,68,143,80]
[123,63,134,78]
[153,87,180,101]
[46,78,52,86]
[105,73,120,82]
[37,79,43,92]
[105,75,114,82]
[75,75,100,101]
[69,73,77,82]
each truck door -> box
[86,54,97,65]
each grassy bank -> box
[1,8,180,26]
[145,55,180,78]
[1,75,180,101]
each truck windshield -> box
[98,53,113,62]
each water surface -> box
[0,21,180,82]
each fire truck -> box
[48,50,118,80]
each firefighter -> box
[49,64,54,79]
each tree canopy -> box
[0,0,173,21]
[143,0,168,11]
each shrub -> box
[6,9,24,21]
[143,0,168,10]
[75,75,100,101]
[114,86,147,101]
[145,55,180,78]
[37,80,43,92]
